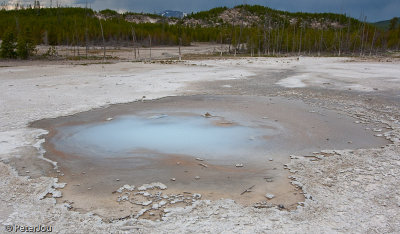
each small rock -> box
[117,184,135,193]
[204,112,212,118]
[116,179,120,181]
[88,188,92,190]
[235,164,244,168]
[142,201,152,206]
[199,163,208,168]
[25,171,30,173]
[138,182,167,191]
[195,158,204,161]
[142,192,151,197]
[348,141,353,144]
[170,178,176,181]
[278,204,285,209]
[106,118,113,121]
[176,162,181,165]
[269,158,273,161]
[195,176,200,180]
[265,194,275,199]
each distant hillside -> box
[184,5,359,29]
[98,5,361,29]
[373,18,399,31]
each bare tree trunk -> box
[338,28,342,56]
[267,20,271,55]
[131,26,136,60]
[369,27,376,56]
[298,25,303,55]
[263,22,267,55]
[364,26,369,55]
[292,24,296,53]
[99,18,106,62]
[346,18,351,53]
[237,21,243,54]
[230,22,235,55]
[149,34,152,62]
[286,29,289,53]
[179,37,182,61]
[319,30,323,56]
[276,23,280,54]
[258,33,261,57]
[360,16,366,56]
[281,23,285,54]
[220,32,223,57]
[85,0,88,59]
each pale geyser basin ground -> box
[1,57,399,232]
[31,95,388,220]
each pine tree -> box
[16,35,34,59]
[0,31,17,59]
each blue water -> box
[53,114,270,160]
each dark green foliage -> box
[16,34,35,59]
[0,5,398,56]
[0,7,185,47]
[1,27,36,59]
[373,18,400,31]
[373,20,391,31]
[0,31,17,58]
[99,9,118,17]
[188,7,228,20]
[389,17,398,30]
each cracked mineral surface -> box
[0,57,399,233]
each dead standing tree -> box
[98,18,106,61]
[369,27,377,56]
[149,34,152,62]
[360,16,367,57]
[85,0,88,59]
[131,26,137,60]
[179,37,182,61]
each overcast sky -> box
[9,0,400,22]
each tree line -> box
[0,6,399,59]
